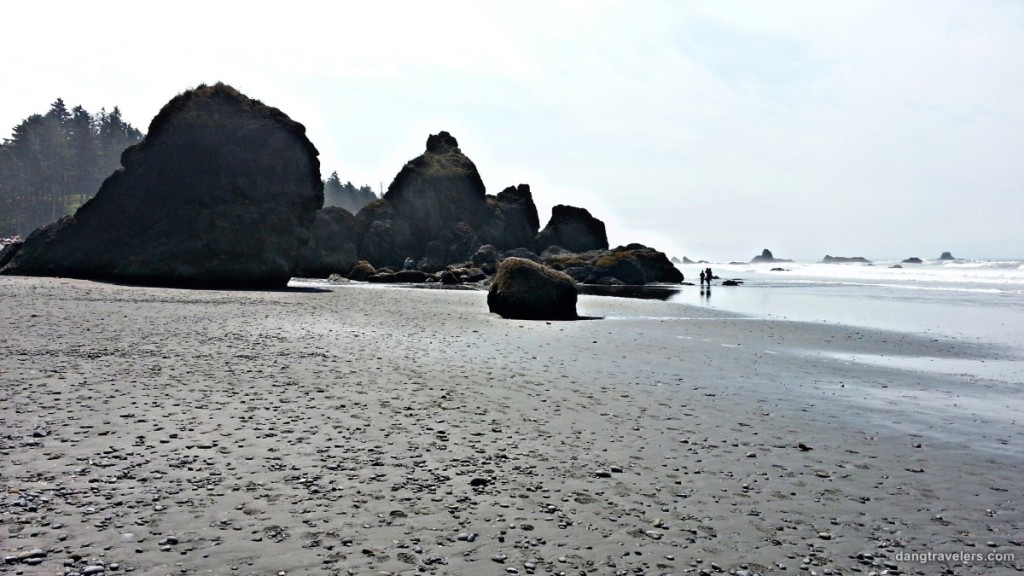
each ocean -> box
[670,257,1024,384]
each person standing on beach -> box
[699,270,706,288]
[706,267,713,286]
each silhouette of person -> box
[705,267,713,286]
[699,270,706,288]
[404,256,415,270]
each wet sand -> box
[2,276,1022,575]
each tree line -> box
[323,171,378,214]
[0,99,143,238]
[0,100,379,240]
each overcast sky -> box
[4,0,1022,261]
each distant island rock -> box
[751,249,791,264]
[1,83,322,288]
[939,251,955,260]
[902,257,923,264]
[822,255,872,264]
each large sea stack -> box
[0,83,323,288]
[535,205,608,254]
[354,132,540,271]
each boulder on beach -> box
[347,260,376,281]
[0,83,323,288]
[535,205,608,254]
[939,251,955,260]
[293,207,359,279]
[487,257,578,320]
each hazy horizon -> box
[3,1,1022,262]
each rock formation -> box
[541,244,683,285]
[902,257,923,264]
[293,207,359,278]
[347,260,377,281]
[939,251,955,260]
[481,185,540,251]
[487,257,578,320]
[822,255,871,264]
[354,132,540,271]
[535,205,608,254]
[1,83,322,288]
[0,241,22,269]
[751,249,791,264]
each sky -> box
[3,0,1022,261]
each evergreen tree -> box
[322,170,378,214]
[0,100,143,237]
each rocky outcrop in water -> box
[822,255,872,264]
[0,83,322,288]
[751,248,792,264]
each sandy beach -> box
[2,276,1021,576]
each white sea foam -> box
[670,258,1024,372]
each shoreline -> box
[2,276,1022,575]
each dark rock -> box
[481,184,541,250]
[458,268,488,283]
[501,247,541,263]
[594,276,626,286]
[293,207,358,278]
[367,272,397,283]
[487,257,578,320]
[541,245,572,259]
[440,270,460,285]
[347,260,376,281]
[1,83,322,288]
[418,241,448,273]
[562,265,595,283]
[751,248,792,264]
[939,251,955,260]
[822,255,871,264]
[902,257,923,264]
[0,241,22,269]
[890,264,903,269]
[535,205,608,254]
[394,270,428,283]
[471,244,499,267]
[590,245,683,285]
[722,279,742,286]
